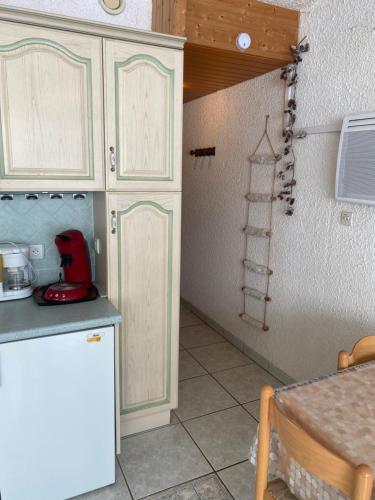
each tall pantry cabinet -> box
[98,33,183,435]
[103,192,181,436]
[0,6,184,438]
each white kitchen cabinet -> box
[0,5,184,438]
[104,39,183,192]
[0,21,104,191]
[101,192,181,436]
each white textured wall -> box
[182,0,375,381]
[0,0,152,29]
[260,0,318,11]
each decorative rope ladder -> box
[240,115,280,332]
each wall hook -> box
[190,147,216,157]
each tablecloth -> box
[249,362,375,500]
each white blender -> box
[0,244,33,301]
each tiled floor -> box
[78,305,282,500]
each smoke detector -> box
[236,33,252,52]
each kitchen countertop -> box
[0,296,122,343]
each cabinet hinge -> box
[109,146,116,172]
[111,210,117,234]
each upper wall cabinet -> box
[0,21,104,191]
[104,40,183,191]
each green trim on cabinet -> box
[117,200,173,415]
[114,54,175,182]
[0,38,95,180]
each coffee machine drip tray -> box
[33,283,98,306]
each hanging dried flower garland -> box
[278,37,310,216]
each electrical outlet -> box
[340,211,353,227]
[29,244,44,260]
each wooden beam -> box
[152,0,187,36]
[185,0,299,61]
[152,0,300,102]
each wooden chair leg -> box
[255,385,274,500]
[353,464,373,500]
[337,350,350,370]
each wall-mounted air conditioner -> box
[336,112,375,205]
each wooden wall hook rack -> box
[190,147,216,157]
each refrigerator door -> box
[0,326,115,500]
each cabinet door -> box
[104,40,183,191]
[0,21,104,191]
[107,192,180,429]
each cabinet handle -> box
[111,210,117,234]
[109,146,116,172]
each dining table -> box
[249,361,375,500]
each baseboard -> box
[120,410,171,437]
[181,298,296,386]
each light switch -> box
[340,211,353,227]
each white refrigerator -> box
[0,326,115,500]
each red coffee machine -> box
[34,229,98,304]
[55,229,92,284]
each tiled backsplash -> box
[0,194,95,285]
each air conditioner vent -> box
[336,112,375,205]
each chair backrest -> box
[255,385,373,500]
[338,336,375,370]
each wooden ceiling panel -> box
[152,0,300,102]
[183,43,286,102]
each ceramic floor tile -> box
[243,400,260,421]
[180,309,203,328]
[144,474,230,500]
[179,324,225,349]
[179,350,207,381]
[193,475,232,499]
[184,406,258,471]
[218,461,256,500]
[175,375,237,421]
[73,461,131,499]
[170,411,180,424]
[119,424,212,499]
[144,483,198,500]
[213,364,280,404]
[189,342,251,374]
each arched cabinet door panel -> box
[104,40,183,191]
[107,192,181,436]
[0,21,104,191]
